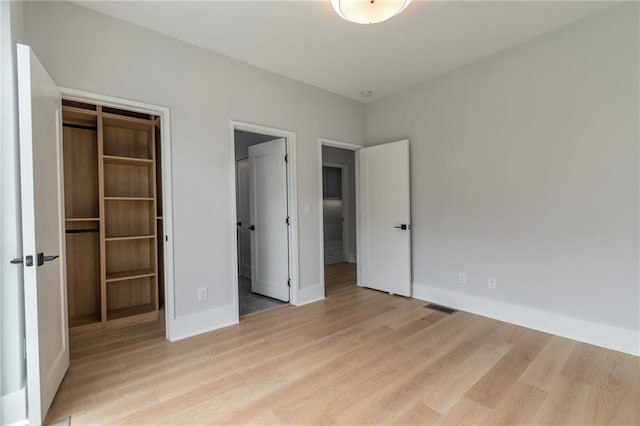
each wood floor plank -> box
[481,381,547,425]
[435,397,492,425]
[465,328,550,408]
[532,375,592,425]
[45,263,640,425]
[520,334,577,391]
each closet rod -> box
[65,228,99,234]
[62,123,97,131]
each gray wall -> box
[23,1,364,321]
[365,3,639,331]
[322,146,356,262]
[1,1,27,423]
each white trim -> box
[167,302,238,341]
[318,139,363,294]
[1,388,27,426]
[59,87,177,341]
[413,282,640,356]
[296,284,325,306]
[320,139,363,151]
[230,121,300,311]
[321,162,349,263]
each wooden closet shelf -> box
[103,155,153,165]
[107,304,156,321]
[106,269,156,283]
[65,217,100,222]
[69,315,101,328]
[104,196,154,201]
[102,112,155,130]
[62,105,98,116]
[105,235,156,242]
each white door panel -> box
[17,44,69,425]
[249,139,289,302]
[358,140,411,296]
[236,159,251,278]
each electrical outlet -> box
[488,277,497,290]
[198,287,208,302]
[458,272,467,284]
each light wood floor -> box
[47,263,639,425]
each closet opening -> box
[319,140,361,297]
[61,98,167,343]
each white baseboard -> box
[295,284,325,306]
[413,283,639,356]
[167,303,238,342]
[1,388,26,426]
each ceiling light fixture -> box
[331,0,412,25]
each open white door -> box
[358,140,411,296]
[236,158,251,278]
[17,44,69,425]
[249,138,290,302]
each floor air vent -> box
[424,303,458,314]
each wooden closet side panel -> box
[63,127,99,219]
[65,232,100,327]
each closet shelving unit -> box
[62,101,162,331]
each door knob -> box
[249,225,256,231]
[394,224,410,230]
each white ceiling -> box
[76,1,614,102]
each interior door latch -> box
[10,255,34,267]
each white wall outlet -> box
[458,272,467,284]
[198,287,208,302]
[488,277,497,290]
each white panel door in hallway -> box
[249,138,290,302]
[236,158,251,278]
[17,44,69,425]
[358,139,411,296]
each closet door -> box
[17,43,69,426]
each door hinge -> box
[287,278,291,288]
[286,216,290,225]
[284,154,289,163]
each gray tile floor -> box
[239,276,286,316]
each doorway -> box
[232,124,299,316]
[319,139,362,297]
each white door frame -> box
[321,162,349,263]
[230,121,300,311]
[59,88,177,341]
[318,138,363,293]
